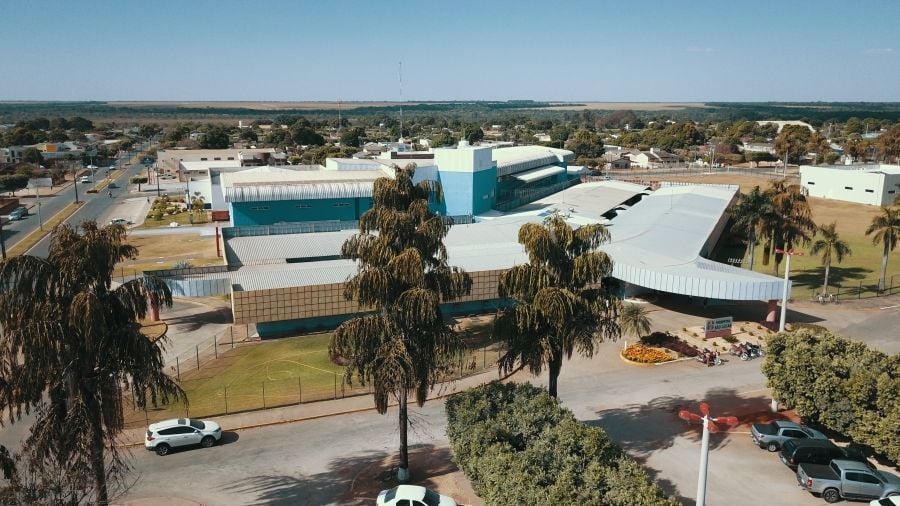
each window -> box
[188,419,206,430]
[296,204,311,209]
[865,189,874,193]
[158,427,180,436]
[889,190,896,194]
[214,157,221,160]
[250,206,269,211]
[784,429,807,438]
[332,202,351,207]
[172,426,196,434]
[846,472,880,484]
[227,157,235,160]
[807,181,815,185]
[844,186,853,190]
[200,157,208,161]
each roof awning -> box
[512,165,566,183]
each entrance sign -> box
[704,316,733,339]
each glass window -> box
[158,427,179,436]
[423,489,441,506]
[188,419,206,430]
[177,418,186,425]
[382,487,398,502]
[785,430,807,438]
[846,472,880,484]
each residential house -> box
[627,147,679,169]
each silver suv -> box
[145,418,221,456]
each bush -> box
[446,382,679,505]
[724,335,739,343]
[151,211,163,221]
[623,345,672,364]
[164,206,177,215]
[763,330,900,463]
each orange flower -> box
[623,345,672,363]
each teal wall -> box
[437,166,497,216]
[230,197,373,226]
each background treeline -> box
[762,329,900,463]
[446,382,679,505]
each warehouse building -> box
[800,164,900,206]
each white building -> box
[800,164,900,206]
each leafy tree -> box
[0,222,182,505]
[865,206,900,291]
[619,303,652,340]
[239,129,258,143]
[3,127,36,147]
[567,128,605,165]
[876,124,900,163]
[199,126,230,149]
[730,186,774,270]
[774,125,811,165]
[264,127,291,146]
[330,164,472,482]
[290,124,325,146]
[21,147,43,164]
[339,127,364,148]
[48,129,69,143]
[49,117,70,130]
[69,116,93,132]
[446,382,679,505]
[129,176,148,191]
[191,192,205,213]
[495,213,620,397]
[806,132,830,165]
[431,131,456,147]
[463,124,484,144]
[0,174,29,195]
[843,117,863,136]
[809,222,851,296]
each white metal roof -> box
[512,164,566,183]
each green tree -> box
[290,122,325,146]
[21,147,43,164]
[340,127,364,148]
[199,127,230,149]
[763,180,815,275]
[191,192,205,213]
[0,174,29,195]
[69,116,93,132]
[876,124,900,164]
[495,213,620,398]
[809,222,851,296]
[129,176,148,191]
[865,206,900,291]
[730,186,774,270]
[619,303,652,341]
[239,129,258,143]
[774,125,811,166]
[806,132,830,165]
[567,129,605,165]
[0,222,182,505]
[463,124,484,144]
[330,164,472,482]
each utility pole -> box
[776,248,803,332]
[0,216,7,259]
[73,165,80,203]
[679,403,738,506]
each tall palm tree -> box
[619,303,652,341]
[0,221,181,505]
[730,186,774,271]
[763,179,816,275]
[865,206,900,291]
[494,213,620,398]
[330,164,471,482]
[809,222,852,296]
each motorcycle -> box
[696,348,722,366]
[729,343,751,361]
[743,342,763,358]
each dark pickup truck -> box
[797,459,900,503]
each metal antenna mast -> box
[398,61,403,141]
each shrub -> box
[623,345,672,364]
[446,382,679,505]
[763,330,900,463]
[165,206,177,215]
[151,211,163,221]
[691,332,698,337]
[723,335,739,343]
[172,260,193,269]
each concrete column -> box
[765,300,778,329]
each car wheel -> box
[155,444,170,456]
[822,488,840,503]
[766,441,779,452]
[201,436,215,448]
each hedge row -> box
[445,382,678,505]
[762,329,900,463]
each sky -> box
[1,0,898,102]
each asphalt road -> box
[2,143,157,258]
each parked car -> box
[8,206,28,220]
[109,218,130,226]
[79,176,93,184]
[144,418,221,456]
[159,174,176,181]
[750,420,827,451]
[377,485,457,506]
[871,496,900,506]
[797,459,900,503]
[779,439,874,470]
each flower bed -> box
[622,345,673,364]
[640,332,699,357]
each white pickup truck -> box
[797,459,900,503]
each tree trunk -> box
[879,242,889,292]
[747,232,756,271]
[547,350,563,398]
[87,395,108,505]
[397,387,410,483]
[823,262,830,295]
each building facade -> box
[800,164,900,206]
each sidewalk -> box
[121,366,501,446]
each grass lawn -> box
[141,211,209,228]
[114,233,221,273]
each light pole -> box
[679,403,738,506]
[775,248,803,332]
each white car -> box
[376,485,457,506]
[145,418,221,456]
[871,497,900,506]
[109,218,129,226]
[79,176,93,183]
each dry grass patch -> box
[115,233,221,273]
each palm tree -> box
[330,164,471,483]
[619,303,652,341]
[809,222,852,296]
[730,186,774,270]
[865,206,900,291]
[494,213,620,398]
[763,180,816,275]
[0,221,181,505]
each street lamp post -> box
[679,403,738,506]
[776,248,803,332]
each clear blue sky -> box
[2,0,898,102]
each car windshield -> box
[423,489,441,506]
[188,419,205,430]
[382,487,398,502]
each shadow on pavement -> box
[223,444,468,506]
[219,431,240,445]
[650,294,825,325]
[587,387,781,504]
[166,306,233,332]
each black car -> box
[779,438,873,470]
